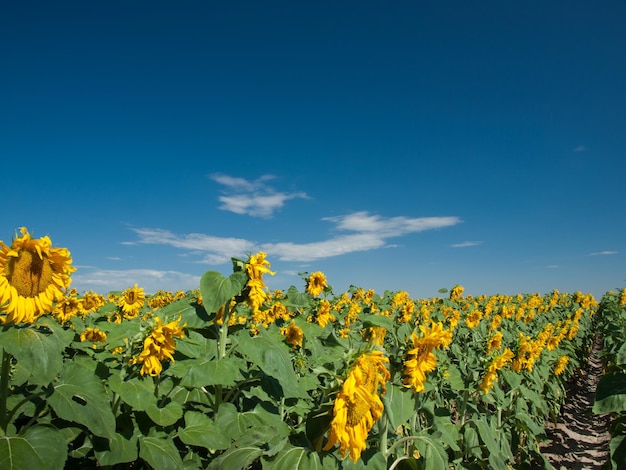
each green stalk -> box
[0,349,11,433]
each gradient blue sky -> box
[2,1,625,300]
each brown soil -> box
[539,337,612,469]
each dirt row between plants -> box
[539,336,611,469]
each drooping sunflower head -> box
[323,350,390,462]
[0,227,76,325]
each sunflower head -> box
[0,227,75,325]
[306,271,327,297]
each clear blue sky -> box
[2,1,625,300]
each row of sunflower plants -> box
[0,227,600,469]
[593,288,626,469]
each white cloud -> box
[451,241,482,248]
[324,211,460,237]
[262,233,386,261]
[72,268,201,294]
[588,251,618,256]
[130,228,256,263]
[210,173,308,218]
[573,145,587,152]
[127,211,462,263]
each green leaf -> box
[107,375,157,411]
[617,342,626,366]
[414,435,448,470]
[264,444,337,470]
[146,401,184,427]
[206,445,264,470]
[382,383,416,430]
[177,411,231,451]
[475,417,506,464]
[359,314,394,330]
[139,436,184,470]
[594,373,626,414]
[175,331,216,359]
[235,328,308,399]
[0,320,73,385]
[93,432,139,466]
[214,403,290,442]
[199,270,247,314]
[169,356,244,387]
[0,425,67,470]
[48,362,116,439]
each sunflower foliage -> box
[0,228,609,470]
[592,288,626,469]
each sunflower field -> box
[0,228,623,470]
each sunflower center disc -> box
[8,248,54,297]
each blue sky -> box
[2,1,625,300]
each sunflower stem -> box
[0,349,12,433]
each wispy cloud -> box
[573,145,587,152]
[130,228,256,263]
[210,173,308,218]
[72,268,200,293]
[451,241,482,248]
[588,251,618,256]
[128,211,462,263]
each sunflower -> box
[80,327,107,344]
[478,348,514,393]
[280,321,303,348]
[323,350,390,462]
[117,284,145,319]
[245,252,275,313]
[131,316,186,377]
[554,355,569,376]
[306,271,327,297]
[0,227,75,325]
[402,322,451,393]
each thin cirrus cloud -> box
[128,211,462,263]
[210,173,309,218]
[588,251,618,256]
[451,241,483,248]
[72,268,201,293]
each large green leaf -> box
[359,314,394,330]
[594,373,626,414]
[48,362,116,439]
[199,270,247,314]
[264,445,336,470]
[146,401,184,427]
[0,425,67,470]
[93,432,139,466]
[175,331,216,359]
[139,436,184,470]
[177,411,231,451]
[0,319,73,385]
[169,355,244,387]
[214,403,290,442]
[107,375,157,411]
[382,383,416,430]
[235,328,309,399]
[206,445,264,470]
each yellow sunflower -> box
[306,271,327,297]
[131,316,186,377]
[554,355,569,376]
[117,284,145,319]
[323,350,390,462]
[0,227,75,325]
[80,327,107,344]
[402,322,451,393]
[245,252,275,313]
[280,321,303,349]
